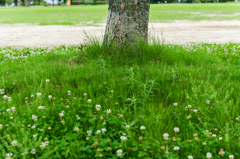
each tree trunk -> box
[104,0,150,44]
[19,0,22,6]
[25,0,30,6]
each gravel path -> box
[1,20,240,47]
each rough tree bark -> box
[18,0,22,6]
[104,0,150,44]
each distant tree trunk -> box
[19,0,22,6]
[25,0,30,6]
[104,0,150,45]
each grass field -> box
[0,39,240,158]
[0,3,240,25]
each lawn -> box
[0,3,240,25]
[0,40,240,158]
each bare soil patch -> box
[0,20,240,47]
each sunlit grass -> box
[0,38,240,158]
[0,3,240,25]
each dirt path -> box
[1,20,240,47]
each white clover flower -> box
[206,100,210,104]
[236,118,239,120]
[6,153,12,157]
[173,146,180,151]
[83,93,87,96]
[219,137,223,141]
[67,91,71,93]
[10,117,13,119]
[126,125,130,128]
[188,105,192,108]
[8,97,12,102]
[120,136,127,141]
[87,99,92,103]
[174,103,178,106]
[193,109,198,112]
[6,109,11,113]
[66,105,69,108]
[0,124,2,129]
[40,141,49,149]
[74,126,79,132]
[101,128,107,133]
[96,104,101,111]
[206,152,212,159]
[30,95,34,97]
[38,106,43,110]
[31,125,36,129]
[116,149,123,156]
[229,155,234,159]
[11,107,15,110]
[33,134,37,137]
[87,130,92,136]
[174,127,179,133]
[212,134,216,137]
[96,130,101,135]
[11,140,18,146]
[107,109,111,114]
[163,133,169,140]
[140,126,146,130]
[111,90,114,92]
[48,127,51,130]
[32,115,38,121]
[218,150,225,156]
[76,115,80,120]
[188,155,193,159]
[46,79,50,82]
[3,95,8,99]
[59,112,64,118]
[31,149,36,154]
[48,95,52,99]
[36,93,42,97]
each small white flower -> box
[87,130,92,136]
[188,105,192,108]
[163,133,169,140]
[174,127,179,133]
[10,116,13,119]
[76,115,80,120]
[48,95,52,99]
[116,149,123,156]
[46,79,50,82]
[219,137,223,141]
[174,103,178,106]
[206,100,210,104]
[59,112,64,118]
[0,124,3,129]
[36,93,42,97]
[193,109,198,112]
[212,134,216,137]
[6,109,11,113]
[67,91,71,93]
[66,105,69,108]
[120,136,127,141]
[219,150,225,156]
[111,90,114,92]
[30,95,34,97]
[74,126,79,132]
[3,95,8,99]
[33,134,37,137]
[206,152,212,159]
[101,128,107,133]
[126,125,129,128]
[48,127,51,130]
[31,125,36,129]
[107,109,111,114]
[8,97,12,102]
[229,155,234,159]
[96,130,101,135]
[6,153,12,157]
[87,99,92,103]
[31,149,36,154]
[11,107,15,110]
[173,146,180,151]
[38,106,43,109]
[11,140,18,146]
[32,115,38,121]
[140,126,146,130]
[188,155,193,159]
[96,104,101,111]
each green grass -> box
[0,3,240,25]
[0,38,240,158]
